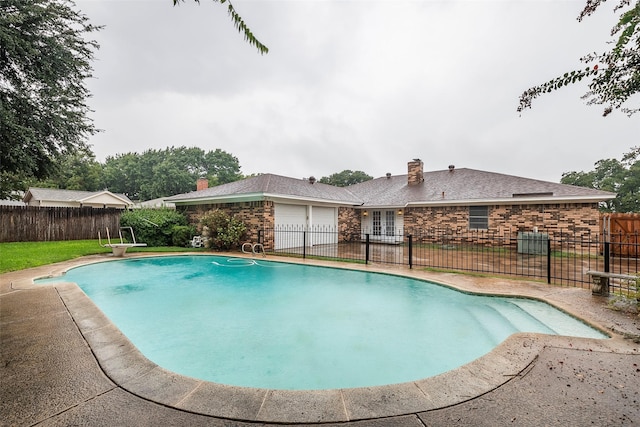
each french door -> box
[372,210,395,236]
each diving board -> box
[99,226,147,256]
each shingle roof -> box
[24,188,133,204]
[167,174,362,204]
[167,169,615,207]
[347,168,615,207]
[0,200,26,206]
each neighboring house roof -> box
[23,188,133,207]
[135,197,176,209]
[167,167,616,208]
[0,199,26,206]
[167,174,362,205]
[347,168,616,207]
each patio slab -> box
[1,252,638,426]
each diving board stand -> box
[99,226,147,257]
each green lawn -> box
[0,240,205,274]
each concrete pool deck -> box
[1,252,639,426]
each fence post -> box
[258,229,263,244]
[303,230,307,259]
[365,233,370,265]
[408,234,413,269]
[604,241,610,273]
[546,237,551,284]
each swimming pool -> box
[38,255,607,390]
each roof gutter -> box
[404,194,616,207]
[169,192,265,205]
[169,192,361,206]
[263,193,361,206]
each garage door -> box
[309,207,338,245]
[274,204,306,249]
[311,207,336,230]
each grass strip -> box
[0,240,205,274]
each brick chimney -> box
[196,177,209,191]
[407,159,424,185]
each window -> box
[385,210,395,236]
[469,206,489,230]
[372,211,381,236]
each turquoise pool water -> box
[38,256,607,390]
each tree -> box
[173,0,268,54]
[101,152,143,200]
[561,146,640,212]
[31,147,103,191]
[101,146,242,200]
[319,170,373,187]
[0,0,101,199]
[203,148,243,185]
[518,0,639,116]
[617,146,640,211]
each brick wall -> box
[179,201,601,250]
[404,206,466,231]
[404,203,600,239]
[338,207,361,241]
[490,203,599,238]
[179,200,276,249]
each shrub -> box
[171,225,195,247]
[608,275,640,316]
[121,208,188,247]
[199,209,247,250]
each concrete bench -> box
[586,271,637,296]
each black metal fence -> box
[259,227,639,296]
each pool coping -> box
[13,253,636,424]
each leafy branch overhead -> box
[0,0,102,198]
[174,0,268,54]
[519,0,639,116]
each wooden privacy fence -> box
[0,206,122,242]
[601,213,640,258]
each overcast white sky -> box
[77,0,638,183]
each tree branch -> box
[519,0,638,116]
[173,0,268,54]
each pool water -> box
[37,256,607,390]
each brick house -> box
[167,160,615,250]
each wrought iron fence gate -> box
[259,227,639,296]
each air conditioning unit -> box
[517,232,548,255]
